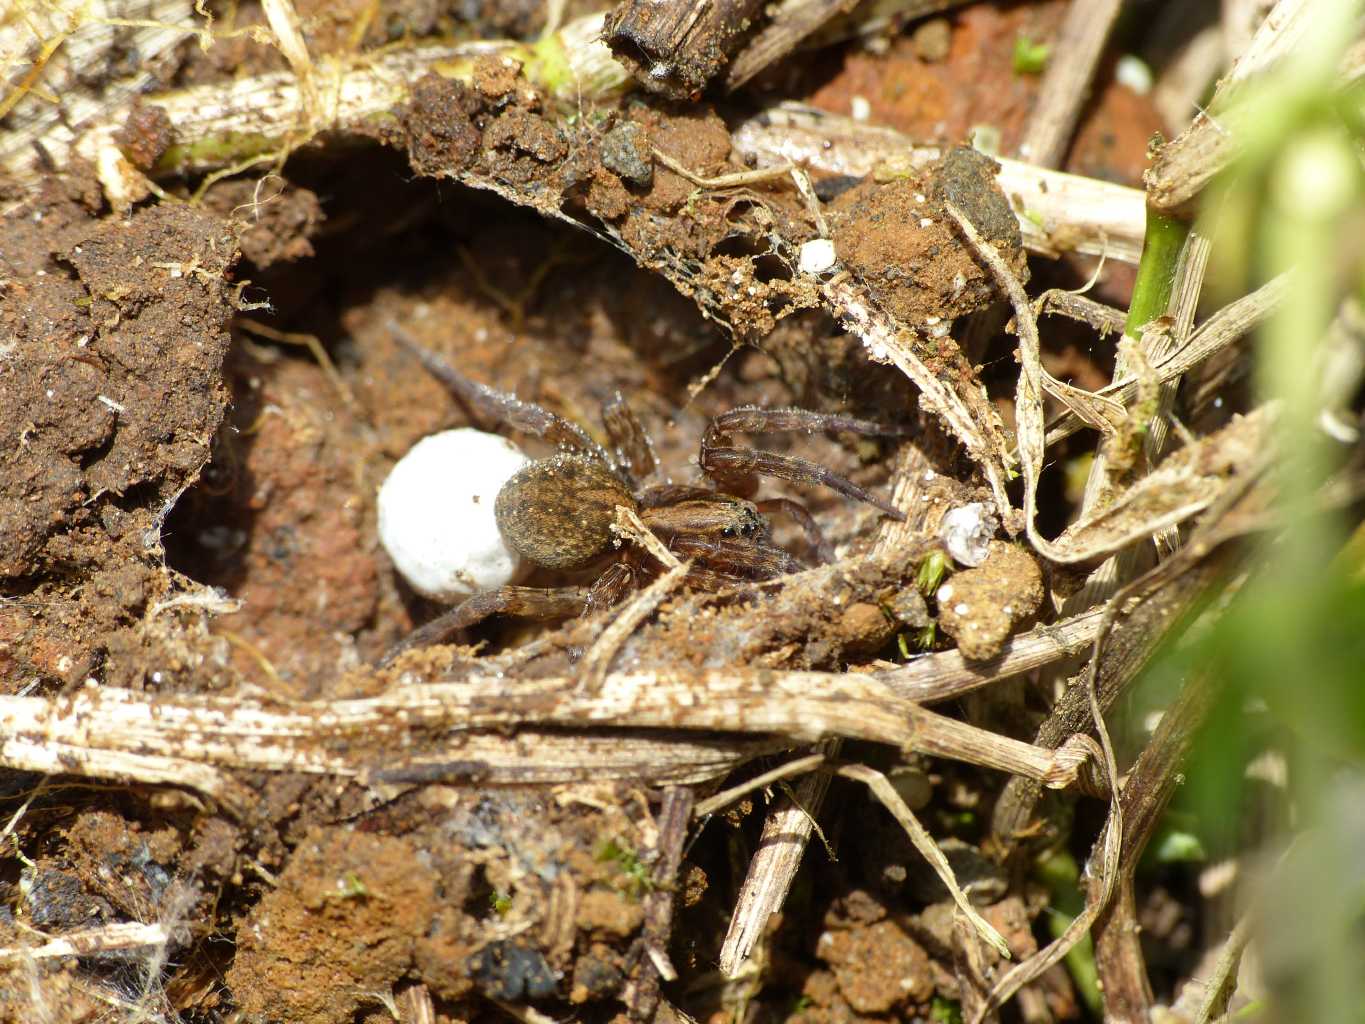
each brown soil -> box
[0,5,1185,1024]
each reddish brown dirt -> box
[803,1,1161,186]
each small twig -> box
[579,560,690,693]
[612,505,682,569]
[717,742,836,975]
[0,922,173,963]
[693,752,826,818]
[876,607,1106,703]
[1034,290,1128,337]
[651,146,794,189]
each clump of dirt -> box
[831,146,1027,329]
[226,788,662,1024]
[202,179,324,268]
[0,173,240,691]
[936,541,1044,660]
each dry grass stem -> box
[0,922,173,963]
[1018,0,1124,168]
[1045,273,1290,447]
[651,147,795,189]
[733,104,1148,263]
[2,12,622,194]
[1146,0,1321,212]
[836,763,1010,959]
[0,672,1100,812]
[875,606,1106,703]
[1034,290,1128,337]
[716,741,836,974]
[822,275,1014,511]
[942,199,1065,562]
[612,506,684,569]
[692,752,828,819]
[579,560,690,693]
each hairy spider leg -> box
[585,559,641,618]
[667,534,804,579]
[755,497,835,563]
[380,586,591,666]
[700,406,908,520]
[388,320,607,458]
[601,392,659,488]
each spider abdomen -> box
[495,452,637,571]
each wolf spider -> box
[382,324,906,663]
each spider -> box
[381,323,907,663]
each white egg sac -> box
[377,428,530,602]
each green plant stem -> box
[1124,205,1190,337]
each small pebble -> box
[799,238,838,275]
[940,502,999,567]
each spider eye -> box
[722,503,765,537]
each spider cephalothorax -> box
[381,322,906,662]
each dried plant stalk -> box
[822,275,1014,511]
[1018,0,1124,168]
[0,670,1099,811]
[715,744,835,973]
[1045,273,1289,447]
[1145,0,1336,213]
[1,12,626,192]
[875,606,1106,703]
[0,922,173,963]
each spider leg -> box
[701,406,907,521]
[601,392,659,487]
[585,559,640,618]
[668,534,803,579]
[379,585,590,666]
[755,498,835,564]
[388,320,604,456]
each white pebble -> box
[1115,55,1152,95]
[940,502,999,567]
[799,238,837,275]
[377,428,530,602]
[850,95,871,121]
